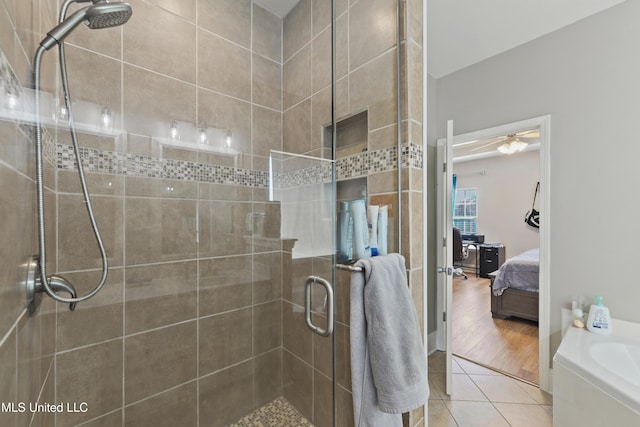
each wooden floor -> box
[452,273,539,384]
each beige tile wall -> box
[404,0,426,425]
[280,1,425,427]
[0,1,424,426]
[54,1,285,425]
[0,1,58,427]
[1,0,287,426]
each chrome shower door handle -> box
[304,276,334,337]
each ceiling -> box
[258,1,626,77]
[256,0,626,158]
[427,0,626,78]
[452,129,540,163]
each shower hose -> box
[32,1,109,306]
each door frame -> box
[435,115,551,392]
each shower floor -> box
[230,397,313,427]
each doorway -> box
[436,115,551,392]
[451,127,541,384]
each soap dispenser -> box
[586,296,612,335]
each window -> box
[453,188,477,233]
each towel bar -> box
[336,263,363,272]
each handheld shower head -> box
[40,2,132,50]
[85,3,132,29]
[31,1,131,311]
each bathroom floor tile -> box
[428,352,553,425]
[445,400,510,427]
[429,351,446,373]
[428,374,444,400]
[442,374,487,402]
[517,380,553,405]
[494,402,553,427]
[428,399,458,427]
[451,357,465,374]
[469,375,538,404]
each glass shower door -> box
[269,150,337,427]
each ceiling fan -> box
[469,129,539,154]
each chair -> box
[452,227,468,279]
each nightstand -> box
[479,244,505,278]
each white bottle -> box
[586,295,612,335]
[337,201,353,263]
[350,199,371,260]
[367,205,379,256]
[377,205,388,255]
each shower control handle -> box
[304,276,334,337]
[24,256,77,314]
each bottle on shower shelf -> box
[350,199,371,260]
[337,201,354,263]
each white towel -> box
[350,254,429,426]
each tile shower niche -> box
[332,110,369,204]
[333,110,399,262]
[326,111,396,262]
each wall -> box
[59,1,287,425]
[0,0,58,426]
[279,1,342,425]
[403,0,425,424]
[281,0,425,426]
[434,0,640,362]
[1,1,425,426]
[453,150,539,259]
[2,0,285,426]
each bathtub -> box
[553,318,640,426]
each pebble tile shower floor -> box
[229,397,313,427]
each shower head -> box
[40,2,132,51]
[85,3,132,29]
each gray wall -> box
[432,0,640,358]
[453,150,540,259]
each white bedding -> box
[491,248,539,296]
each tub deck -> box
[553,319,640,426]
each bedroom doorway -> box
[451,127,541,384]
[436,115,551,391]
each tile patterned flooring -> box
[230,397,312,427]
[229,352,553,426]
[428,351,553,427]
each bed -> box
[490,248,539,322]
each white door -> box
[436,120,454,394]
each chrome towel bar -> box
[336,263,363,272]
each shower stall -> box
[0,0,426,426]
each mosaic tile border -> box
[56,143,272,187]
[54,142,422,189]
